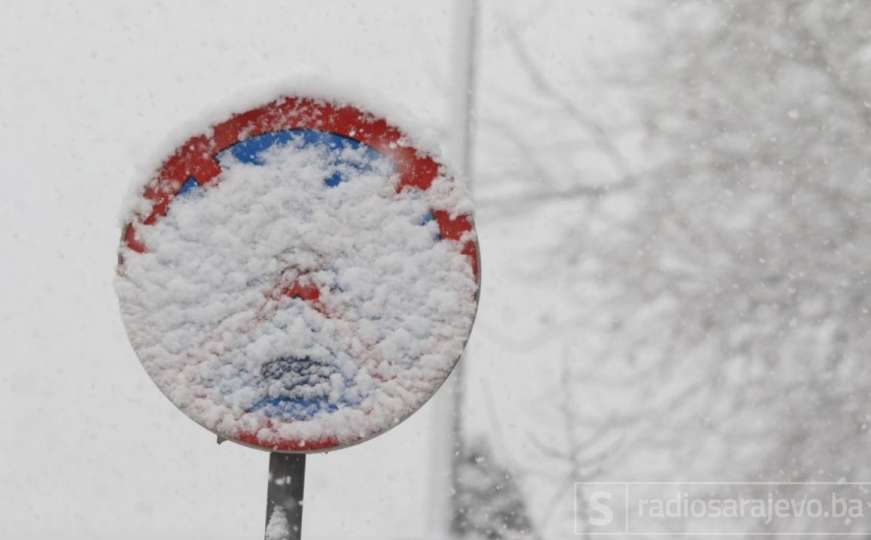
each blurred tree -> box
[453,438,535,540]
[479,0,871,536]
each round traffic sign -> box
[116,94,480,452]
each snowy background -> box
[3,1,870,539]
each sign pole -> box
[265,453,306,540]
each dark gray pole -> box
[265,452,306,540]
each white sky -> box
[0,1,635,538]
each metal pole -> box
[455,0,480,182]
[448,0,480,538]
[265,452,306,540]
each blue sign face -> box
[183,130,392,423]
[175,130,385,198]
[223,130,383,187]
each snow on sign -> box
[116,94,480,453]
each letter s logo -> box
[589,490,614,527]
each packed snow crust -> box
[265,506,291,540]
[116,94,478,452]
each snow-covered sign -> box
[116,93,480,453]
